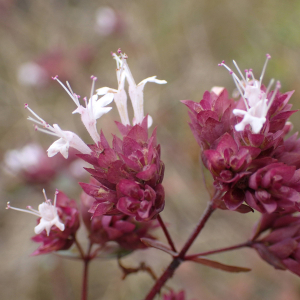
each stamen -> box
[265,78,275,95]
[26,206,40,214]
[6,202,41,217]
[25,105,48,125]
[27,117,48,128]
[260,53,271,85]
[232,76,249,110]
[66,81,80,107]
[42,189,48,202]
[34,127,58,136]
[53,190,59,207]
[266,80,280,111]
[53,77,79,105]
[233,60,246,82]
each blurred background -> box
[1,0,300,299]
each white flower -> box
[219,54,280,134]
[53,76,113,144]
[25,104,91,158]
[97,50,167,127]
[6,189,65,236]
[95,7,118,36]
[233,99,268,134]
[3,143,45,174]
[17,62,48,87]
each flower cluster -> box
[7,190,80,255]
[81,189,158,251]
[183,54,300,214]
[251,210,300,276]
[79,120,165,221]
[23,50,166,225]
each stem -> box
[81,259,90,300]
[157,214,177,253]
[81,242,93,300]
[178,201,215,259]
[144,201,216,300]
[74,235,85,260]
[185,241,252,260]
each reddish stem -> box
[144,201,216,300]
[157,214,177,253]
[185,241,252,260]
[81,259,90,300]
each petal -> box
[98,93,114,107]
[96,87,118,95]
[47,138,69,158]
[34,218,49,235]
[138,76,167,89]
[93,106,112,120]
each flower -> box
[182,88,234,150]
[219,54,280,134]
[25,51,166,221]
[246,163,300,213]
[25,104,91,158]
[31,191,80,255]
[251,210,300,276]
[97,50,167,127]
[183,54,299,213]
[81,189,157,251]
[17,62,48,87]
[6,189,65,236]
[53,75,113,144]
[79,121,165,221]
[3,143,57,184]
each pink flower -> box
[81,190,157,251]
[183,55,300,213]
[182,88,234,150]
[252,210,300,276]
[79,117,165,221]
[31,191,80,255]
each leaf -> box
[140,238,178,256]
[188,257,251,273]
[252,243,286,270]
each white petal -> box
[96,87,117,95]
[211,86,225,96]
[34,218,49,235]
[72,105,85,115]
[138,76,167,90]
[98,93,114,107]
[233,109,247,117]
[54,219,65,232]
[47,138,69,158]
[147,115,153,128]
[93,106,112,120]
